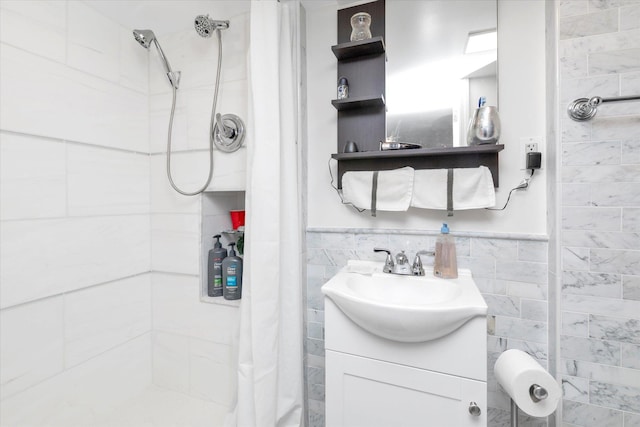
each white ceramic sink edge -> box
[321,260,488,343]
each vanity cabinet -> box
[324,298,487,427]
[326,351,486,427]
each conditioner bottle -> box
[222,242,243,300]
[434,223,458,279]
[207,235,227,297]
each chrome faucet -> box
[373,248,394,273]
[374,248,434,276]
[411,250,435,276]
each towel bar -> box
[568,94,640,121]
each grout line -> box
[1,212,150,223]
[0,129,150,156]
[0,271,152,312]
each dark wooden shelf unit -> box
[334,1,386,154]
[331,144,505,189]
[331,94,385,111]
[331,36,385,60]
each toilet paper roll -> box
[494,349,561,417]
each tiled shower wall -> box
[0,1,152,424]
[148,8,249,412]
[305,229,549,427]
[557,2,640,426]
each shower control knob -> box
[468,402,481,417]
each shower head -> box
[194,15,229,38]
[133,29,155,48]
[132,29,180,89]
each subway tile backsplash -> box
[558,1,640,424]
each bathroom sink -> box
[321,260,487,342]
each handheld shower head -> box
[194,15,229,37]
[133,29,155,48]
[132,29,180,89]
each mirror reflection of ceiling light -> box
[464,29,497,54]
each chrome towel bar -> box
[568,94,640,121]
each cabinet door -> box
[326,350,486,427]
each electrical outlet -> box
[525,142,538,153]
[520,137,543,170]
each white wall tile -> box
[559,9,618,40]
[151,272,239,344]
[152,273,199,336]
[562,141,621,166]
[0,297,64,399]
[0,334,151,427]
[1,215,151,308]
[0,0,66,63]
[562,359,640,388]
[150,155,201,214]
[118,27,149,93]
[64,274,152,368]
[67,145,150,215]
[152,331,189,394]
[67,1,120,82]
[562,294,640,319]
[562,311,589,337]
[0,45,149,152]
[151,214,200,274]
[589,48,640,75]
[149,91,188,154]
[562,400,623,427]
[154,148,246,193]
[189,337,235,405]
[0,133,67,220]
[562,207,622,231]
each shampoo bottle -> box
[207,235,227,297]
[434,223,458,279]
[222,242,243,300]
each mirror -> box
[386,0,497,148]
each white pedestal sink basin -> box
[321,260,488,342]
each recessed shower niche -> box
[200,191,245,305]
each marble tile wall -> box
[305,229,549,427]
[557,1,640,426]
[0,1,152,421]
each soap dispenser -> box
[207,235,227,297]
[434,223,458,279]
[222,242,243,300]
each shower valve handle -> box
[216,113,235,138]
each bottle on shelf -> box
[222,242,243,300]
[208,235,228,297]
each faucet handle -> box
[396,251,409,265]
[374,248,394,273]
[412,251,435,276]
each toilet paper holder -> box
[494,349,560,427]
[529,384,548,403]
[509,384,548,427]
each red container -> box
[230,210,245,230]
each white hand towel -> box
[342,166,414,213]
[411,166,495,210]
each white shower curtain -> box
[227,1,304,426]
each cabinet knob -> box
[468,402,481,417]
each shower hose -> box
[166,29,223,196]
